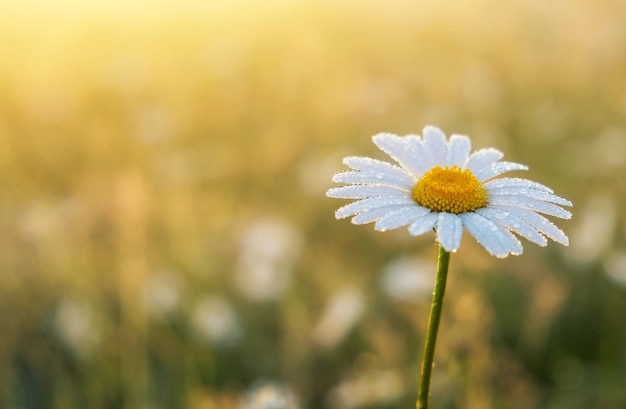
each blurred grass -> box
[1,0,626,408]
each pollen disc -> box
[412,166,488,214]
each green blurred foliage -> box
[0,1,625,408]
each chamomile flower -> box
[326,126,572,258]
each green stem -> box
[417,244,451,409]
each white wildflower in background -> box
[568,193,616,263]
[327,125,572,257]
[311,287,365,348]
[603,251,626,287]
[191,295,241,347]
[142,270,183,321]
[326,369,405,409]
[234,216,302,301]
[241,381,300,409]
[382,257,436,303]
[54,298,101,359]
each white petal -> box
[406,135,436,174]
[408,213,438,236]
[335,196,415,219]
[372,133,427,178]
[465,148,503,173]
[422,126,449,164]
[475,162,529,181]
[436,213,463,252]
[343,156,411,180]
[446,134,471,167]
[332,171,414,189]
[491,205,569,245]
[375,206,430,231]
[460,212,523,258]
[351,204,409,225]
[326,185,410,199]
[487,186,573,207]
[477,207,547,246]
[488,195,572,219]
[483,177,554,193]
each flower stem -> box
[417,244,451,409]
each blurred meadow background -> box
[1,0,626,408]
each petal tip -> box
[372,132,398,143]
[423,124,443,134]
[330,172,343,183]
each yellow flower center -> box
[412,165,488,214]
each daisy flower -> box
[326,125,572,258]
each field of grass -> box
[1,1,626,408]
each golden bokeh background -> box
[1,1,626,408]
